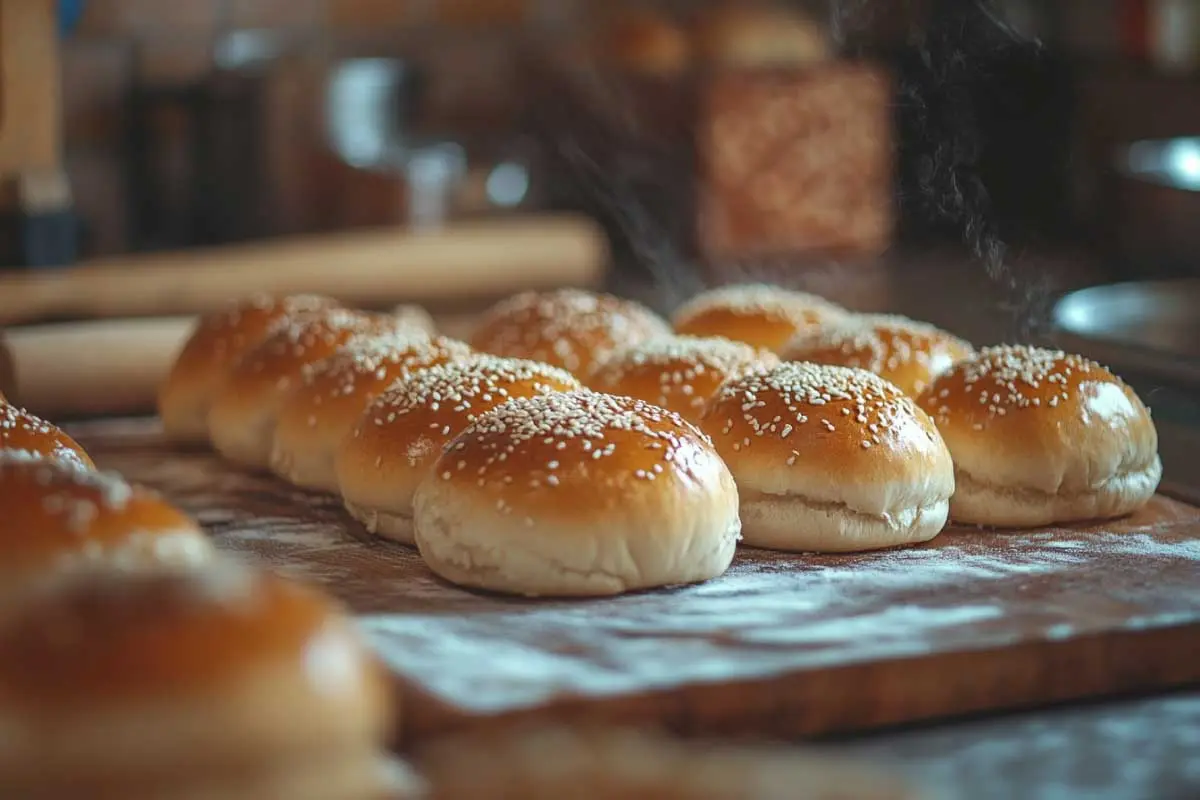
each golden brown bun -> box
[0,454,214,598]
[336,355,581,545]
[269,333,473,493]
[0,560,394,800]
[470,289,671,377]
[414,725,928,799]
[159,294,341,444]
[1,403,94,468]
[781,313,975,397]
[704,362,954,551]
[587,335,780,424]
[207,309,406,470]
[692,4,832,68]
[413,390,739,597]
[672,284,847,353]
[917,345,1161,527]
[596,9,692,76]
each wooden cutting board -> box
[69,418,1200,747]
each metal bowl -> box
[1052,279,1200,389]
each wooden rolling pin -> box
[0,215,608,325]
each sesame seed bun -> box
[1,403,93,468]
[671,284,847,353]
[917,345,1162,528]
[0,561,394,800]
[414,725,927,800]
[336,355,580,545]
[704,363,954,552]
[269,333,473,493]
[0,454,213,599]
[469,289,671,377]
[206,309,406,470]
[413,391,739,597]
[587,335,780,424]
[781,313,975,397]
[158,294,341,445]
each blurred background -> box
[10,0,1198,275]
[1,0,1198,433]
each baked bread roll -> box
[917,344,1162,527]
[0,453,213,598]
[704,362,954,551]
[413,725,927,800]
[207,309,404,470]
[469,289,670,377]
[672,284,846,352]
[413,390,739,596]
[337,355,580,544]
[692,4,832,68]
[587,335,779,423]
[0,561,395,800]
[270,333,472,492]
[781,313,974,397]
[1,402,94,468]
[158,294,340,444]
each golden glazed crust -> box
[470,289,670,376]
[671,284,846,352]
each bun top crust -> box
[704,362,953,515]
[917,344,1160,495]
[587,335,780,423]
[342,354,579,467]
[430,390,729,524]
[170,294,340,381]
[0,454,208,576]
[0,561,374,710]
[469,290,671,377]
[781,314,974,397]
[671,284,846,352]
[218,309,403,401]
[1,404,93,468]
[279,332,473,427]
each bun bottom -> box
[269,445,338,494]
[413,493,740,598]
[740,493,949,552]
[950,458,1163,528]
[344,502,416,546]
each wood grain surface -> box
[69,418,1200,747]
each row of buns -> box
[155,284,1161,599]
[0,399,924,798]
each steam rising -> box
[549,1,1052,336]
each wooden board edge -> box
[390,621,1200,747]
